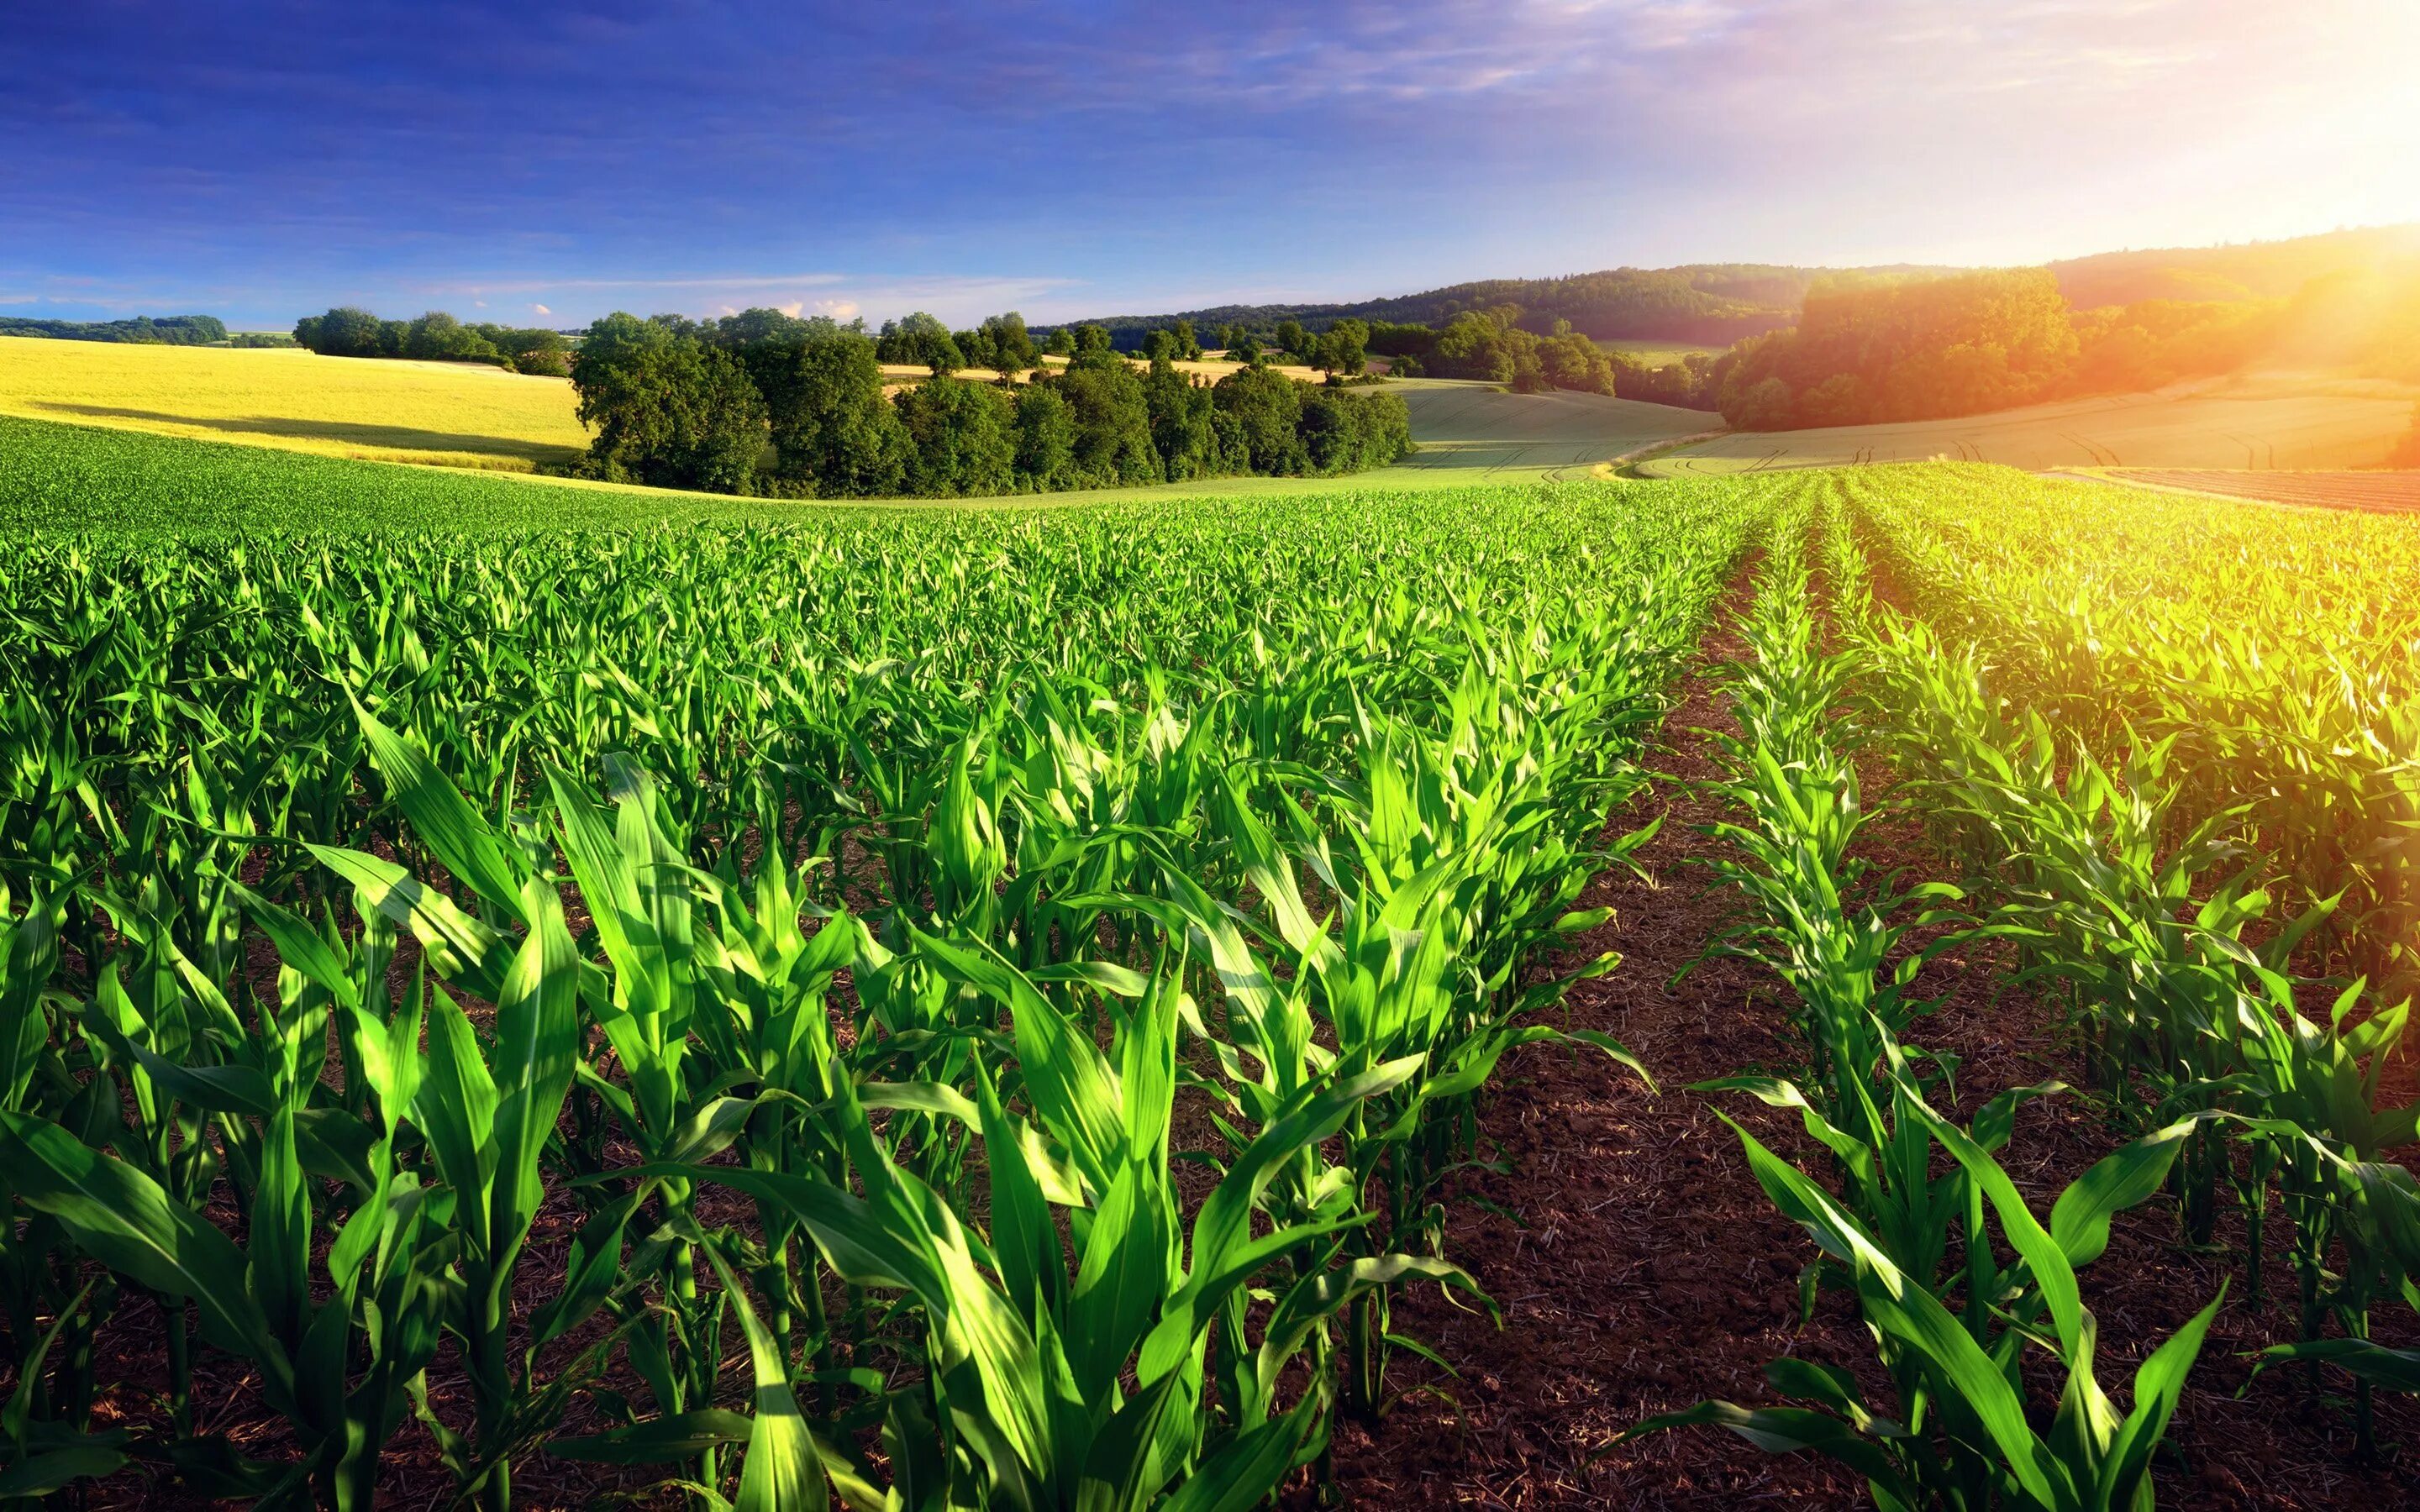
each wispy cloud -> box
[6,1,2412,325]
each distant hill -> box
[1067,226,2420,351]
[2048,224,2420,309]
[1060,265,1881,348]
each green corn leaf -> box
[0,1445,131,1499]
[2249,1336,2420,1394]
[1621,1399,1917,1500]
[2046,1120,2196,1269]
[1158,1397,1318,1512]
[0,1110,290,1396]
[414,993,498,1252]
[352,701,528,921]
[307,843,512,1002]
[701,1242,829,1512]
[550,1409,755,1464]
[487,889,580,1257]
[2096,1285,2225,1510]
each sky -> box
[6,1,2418,330]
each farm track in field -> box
[1322,565,1870,1509]
[2100,469,2420,515]
[1325,552,2420,1509]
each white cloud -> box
[531,302,551,316]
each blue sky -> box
[6,1,2416,329]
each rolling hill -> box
[1071,225,2420,350]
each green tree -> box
[733,323,908,497]
[403,312,506,365]
[1299,387,1412,472]
[1311,319,1369,377]
[897,376,1017,496]
[1434,312,1515,384]
[983,312,1039,370]
[1274,319,1309,361]
[1044,326,1076,358]
[876,312,964,375]
[1727,375,1797,430]
[1052,362,1158,484]
[1212,364,1307,474]
[295,306,388,358]
[568,312,769,493]
[1144,365,1223,480]
[1171,318,1202,360]
[955,324,999,372]
[1013,383,1076,489]
[1073,323,1113,354]
[712,307,813,348]
[1537,331,1615,395]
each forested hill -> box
[2048,223,2420,309]
[1071,226,2419,349]
[1061,265,1915,347]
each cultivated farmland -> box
[0,341,1713,494]
[1388,377,1715,477]
[0,335,592,471]
[2105,468,2420,514]
[0,419,2413,1510]
[1639,370,2416,475]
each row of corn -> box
[1850,465,2420,1000]
[0,482,1763,1508]
[1628,494,2228,1509]
[1825,475,2420,1467]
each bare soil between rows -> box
[62,559,2420,1510]
[1321,567,2420,1509]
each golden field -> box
[1638,370,2418,475]
[0,336,591,470]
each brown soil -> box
[55,559,2420,1510]
[1321,565,2420,1509]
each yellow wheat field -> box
[0,336,591,470]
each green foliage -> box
[1011,381,1076,490]
[402,311,508,366]
[1715,272,2286,430]
[292,306,565,372]
[0,314,229,345]
[0,447,1755,1506]
[896,376,1018,496]
[566,313,770,493]
[1823,480,2420,1464]
[875,311,964,375]
[1633,515,2229,1509]
[734,321,909,498]
[1066,265,1802,349]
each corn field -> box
[1,425,2415,1509]
[0,444,1776,1508]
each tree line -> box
[1065,263,1807,349]
[292,307,572,375]
[1712,269,2288,429]
[560,308,1413,498]
[0,314,230,344]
